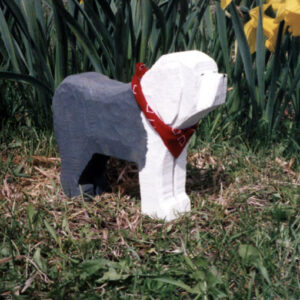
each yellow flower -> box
[244,16,258,54]
[267,0,285,11]
[268,0,300,36]
[220,0,233,10]
[80,0,83,4]
[263,17,280,52]
[244,5,278,53]
[280,0,300,36]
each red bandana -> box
[131,63,197,158]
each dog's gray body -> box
[53,72,147,197]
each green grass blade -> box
[139,0,152,62]
[126,0,137,72]
[176,0,188,39]
[2,0,30,42]
[114,3,126,81]
[187,0,209,50]
[83,0,114,51]
[52,0,103,73]
[121,2,130,80]
[34,1,50,67]
[273,42,299,130]
[216,2,231,75]
[154,277,196,294]
[95,0,115,24]
[70,0,115,77]
[44,220,61,250]
[204,5,213,41]
[265,21,285,131]
[255,1,265,109]
[165,6,176,52]
[3,0,54,86]
[228,3,257,113]
[187,11,201,49]
[0,8,20,73]
[34,0,47,37]
[150,0,166,53]
[52,0,68,87]
[289,60,300,100]
[20,0,40,52]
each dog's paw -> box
[175,193,191,212]
[143,195,191,221]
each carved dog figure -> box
[53,50,227,220]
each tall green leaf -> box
[265,22,285,130]
[0,72,53,95]
[255,1,265,109]
[0,8,20,73]
[52,0,68,88]
[139,0,152,62]
[228,3,257,116]
[52,0,103,73]
[216,2,231,75]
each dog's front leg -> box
[138,119,181,220]
[173,145,191,214]
[138,144,175,220]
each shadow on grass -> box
[105,157,233,200]
[186,163,232,196]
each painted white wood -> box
[138,50,227,220]
[141,50,223,129]
[138,116,176,219]
[173,145,190,213]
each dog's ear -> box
[141,60,183,125]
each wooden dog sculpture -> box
[53,50,227,220]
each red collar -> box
[131,63,197,158]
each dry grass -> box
[0,132,299,298]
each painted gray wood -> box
[53,72,147,197]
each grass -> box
[0,128,299,299]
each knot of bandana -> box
[131,63,198,158]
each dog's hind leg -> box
[59,140,106,198]
[60,152,86,198]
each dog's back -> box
[53,72,147,163]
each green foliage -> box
[0,0,212,127]
[217,1,300,145]
[0,0,299,148]
[0,0,55,126]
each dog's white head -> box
[141,50,227,129]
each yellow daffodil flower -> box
[263,17,280,52]
[244,4,278,53]
[266,0,285,11]
[244,13,258,54]
[268,0,300,36]
[277,0,300,36]
[221,0,233,10]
